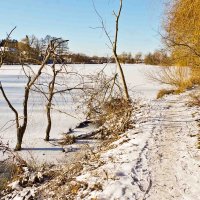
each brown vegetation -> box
[84,70,133,139]
[162,0,200,86]
[144,50,172,66]
[59,135,76,145]
[150,0,200,99]
[148,66,192,96]
[157,89,175,99]
[189,92,200,107]
[0,162,19,193]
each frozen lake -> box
[0,64,164,163]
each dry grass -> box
[157,89,175,99]
[156,87,189,99]
[90,182,103,191]
[68,180,88,195]
[189,93,200,106]
[191,67,200,85]
[88,98,133,139]
[147,66,195,98]
[153,66,200,99]
[0,140,26,193]
[36,161,85,199]
[59,134,76,145]
[0,162,20,193]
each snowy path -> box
[75,91,200,200]
[143,93,200,200]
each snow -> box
[1,64,200,199]
[8,181,23,191]
[75,89,200,200]
[0,64,164,163]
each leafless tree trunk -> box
[112,0,129,100]
[0,39,64,150]
[92,0,129,100]
[0,27,17,67]
[32,41,88,141]
[42,65,84,141]
[0,81,29,151]
[45,61,57,141]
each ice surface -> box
[0,64,164,163]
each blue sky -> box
[0,0,165,56]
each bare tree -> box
[45,61,58,141]
[92,0,129,100]
[32,42,89,141]
[0,38,66,150]
[0,27,17,67]
[43,65,85,141]
[135,52,142,63]
[112,0,129,100]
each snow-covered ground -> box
[0,64,163,163]
[1,64,200,199]
[74,89,200,200]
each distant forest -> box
[0,35,171,65]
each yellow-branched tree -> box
[164,0,200,84]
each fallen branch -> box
[76,128,103,140]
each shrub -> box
[0,162,18,192]
[147,66,196,97]
[59,134,76,145]
[189,92,200,106]
[83,70,133,139]
[157,89,175,99]
[87,97,133,138]
[191,67,200,85]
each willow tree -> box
[164,0,200,84]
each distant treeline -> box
[144,50,173,66]
[0,35,171,65]
[0,35,68,64]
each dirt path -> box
[144,94,200,200]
